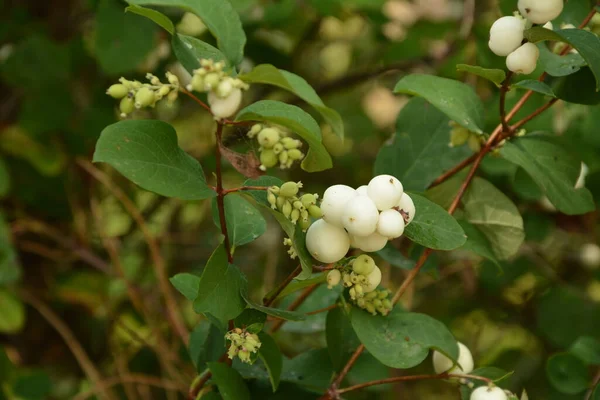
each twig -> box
[269,284,319,333]
[429,153,477,187]
[336,372,492,395]
[72,374,186,400]
[76,159,189,346]
[20,290,117,400]
[585,368,600,400]
[263,265,302,306]
[222,186,270,195]
[214,122,234,263]
[499,72,514,133]
[306,304,338,316]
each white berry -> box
[208,88,242,119]
[363,265,382,293]
[367,175,404,211]
[350,232,388,252]
[581,243,600,270]
[306,219,350,263]
[433,342,474,374]
[321,185,356,228]
[396,193,416,225]
[342,195,379,236]
[506,42,539,75]
[376,209,405,239]
[518,0,564,24]
[470,386,508,400]
[488,16,525,57]
[356,185,368,196]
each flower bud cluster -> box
[449,122,484,153]
[225,328,261,364]
[247,124,305,171]
[327,255,392,316]
[267,182,321,232]
[107,72,180,118]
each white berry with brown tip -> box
[470,386,508,400]
[321,185,356,228]
[342,195,379,236]
[367,175,404,211]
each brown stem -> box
[222,186,270,195]
[269,284,319,333]
[336,373,492,395]
[306,304,338,316]
[263,264,302,306]
[77,159,189,346]
[214,122,233,263]
[179,88,212,113]
[499,72,514,133]
[332,344,365,388]
[510,98,559,132]
[429,153,478,188]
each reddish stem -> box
[215,123,233,263]
[269,285,318,333]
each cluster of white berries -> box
[327,255,392,316]
[106,72,180,118]
[489,0,564,75]
[267,181,322,232]
[247,124,305,171]
[306,175,415,264]
[433,342,514,400]
[186,59,249,119]
[225,328,261,364]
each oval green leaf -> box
[208,362,251,400]
[257,332,283,392]
[172,33,229,74]
[546,353,589,395]
[456,64,506,86]
[211,194,266,248]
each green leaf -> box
[501,135,595,215]
[0,214,21,287]
[212,194,266,248]
[326,307,361,371]
[593,384,600,400]
[281,349,334,392]
[374,97,471,191]
[394,74,485,133]
[279,285,340,333]
[512,79,556,97]
[456,64,506,86]
[458,220,500,266]
[569,336,600,365]
[553,67,600,105]
[127,0,246,65]
[0,157,11,199]
[257,332,283,392]
[208,362,251,400]
[0,290,25,334]
[194,244,246,323]
[93,119,215,201]
[241,291,306,322]
[525,27,600,90]
[189,322,226,372]
[243,176,284,206]
[235,100,332,172]
[12,371,52,400]
[350,308,458,369]
[95,0,157,75]
[376,243,415,270]
[546,353,589,395]
[125,4,174,33]
[240,64,344,138]
[538,43,586,77]
[404,193,466,251]
[264,273,327,301]
[169,273,200,301]
[172,34,229,75]
[462,178,525,260]
[234,309,266,333]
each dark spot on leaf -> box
[124,137,130,143]
[405,336,410,341]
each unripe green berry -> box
[268,192,277,209]
[107,84,129,99]
[450,127,470,147]
[190,74,205,92]
[327,269,341,288]
[365,291,378,300]
[355,284,364,297]
[238,349,251,363]
[299,217,311,231]
[293,200,305,211]
[282,201,292,218]
[300,194,317,207]
[382,299,392,309]
[157,85,171,98]
[291,209,300,224]
[276,196,286,211]
[349,287,357,299]
[308,205,323,219]
[366,304,376,315]
[135,87,155,108]
[372,298,382,308]
[203,72,220,90]
[279,150,289,166]
[378,290,389,299]
[280,181,302,197]
[352,255,376,276]
[288,149,304,160]
[260,149,278,169]
[249,124,262,137]
[258,128,280,149]
[283,138,301,149]
[119,97,135,116]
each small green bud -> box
[382,299,392,309]
[167,90,179,103]
[372,299,382,308]
[260,149,278,170]
[292,200,305,211]
[290,209,300,224]
[203,72,221,90]
[279,150,289,166]
[308,205,323,219]
[238,349,251,363]
[350,273,360,284]
[366,303,376,315]
[282,137,301,149]
[377,307,389,316]
[357,298,366,307]
[157,85,171,98]
[378,290,389,299]
[449,127,470,147]
[299,218,311,231]
[216,78,234,98]
[166,71,179,85]
[119,97,135,116]
[327,269,341,288]
[276,196,286,211]
[268,192,277,209]
[190,74,205,92]
[352,255,376,276]
[280,181,302,197]
[300,194,317,207]
[468,134,482,153]
[300,209,309,222]
[355,284,364,297]
[288,149,304,160]
[272,143,284,154]
[135,87,155,108]
[365,291,378,300]
[282,201,292,218]
[257,128,280,149]
[342,273,352,287]
[107,84,129,99]
[248,124,262,138]
[227,345,239,359]
[349,287,357,299]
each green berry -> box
[366,304,376,315]
[283,138,301,149]
[190,74,205,92]
[300,194,317,208]
[268,192,277,209]
[279,150,289,166]
[260,149,278,169]
[373,299,382,308]
[349,287,357,299]
[327,269,341,288]
[119,97,135,116]
[378,290,389,299]
[107,84,129,99]
[280,181,302,197]
[249,124,262,137]
[282,201,292,218]
[258,128,280,149]
[290,209,300,224]
[449,127,470,147]
[273,143,284,154]
[382,299,392,309]
[352,255,376,276]
[299,218,311,231]
[135,87,155,108]
[276,196,286,211]
[157,85,171,98]
[308,205,323,219]
[365,291,378,300]
[293,200,305,210]
[203,72,220,90]
[288,149,304,160]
